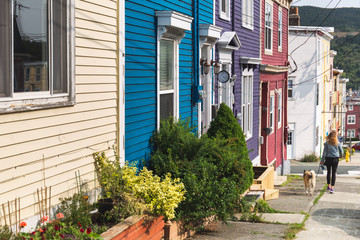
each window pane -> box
[53,0,68,93]
[0,0,10,96]
[14,0,49,92]
[222,0,226,13]
[160,39,174,91]
[160,93,174,120]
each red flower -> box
[78,222,82,227]
[41,216,49,223]
[54,225,60,231]
[59,234,65,239]
[31,231,36,235]
[56,213,64,219]
[86,228,92,234]
[20,221,27,228]
[80,228,85,233]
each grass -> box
[281,175,302,186]
[283,214,310,240]
[313,184,327,205]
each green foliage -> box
[298,6,360,90]
[299,153,318,162]
[0,225,15,240]
[253,200,282,213]
[149,114,254,224]
[56,193,93,228]
[94,152,185,221]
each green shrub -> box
[299,153,318,162]
[149,113,253,224]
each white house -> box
[288,26,334,160]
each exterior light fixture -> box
[200,58,211,75]
[211,60,221,74]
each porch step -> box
[264,189,279,200]
[274,175,287,186]
[249,184,262,190]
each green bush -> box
[299,153,318,162]
[149,111,253,224]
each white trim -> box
[219,0,230,21]
[278,7,282,51]
[264,0,273,55]
[347,115,356,125]
[277,90,282,128]
[0,0,75,114]
[242,67,253,140]
[242,0,254,30]
[269,91,275,134]
[118,0,125,164]
[348,104,353,111]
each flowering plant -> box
[17,213,103,240]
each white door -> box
[287,130,294,159]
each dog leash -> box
[316,162,325,177]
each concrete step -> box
[264,189,279,200]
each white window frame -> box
[278,8,282,51]
[155,11,193,128]
[0,0,75,114]
[277,90,282,128]
[269,92,275,133]
[288,76,294,99]
[348,104,353,111]
[348,115,356,124]
[317,38,321,66]
[219,0,230,21]
[241,67,253,139]
[242,0,254,30]
[348,129,355,138]
[157,38,178,124]
[264,0,273,55]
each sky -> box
[292,0,360,8]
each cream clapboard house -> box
[0,0,125,228]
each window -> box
[348,115,355,124]
[219,0,230,21]
[242,0,253,29]
[278,9,282,49]
[316,83,319,106]
[288,77,294,99]
[156,11,192,128]
[287,131,292,145]
[264,1,273,53]
[241,68,253,139]
[348,104,353,111]
[0,0,74,112]
[269,94,274,132]
[277,91,282,127]
[348,129,355,138]
[159,39,176,121]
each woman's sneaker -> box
[327,186,331,191]
[330,187,334,194]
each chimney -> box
[289,7,300,26]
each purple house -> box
[215,0,261,165]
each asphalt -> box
[186,152,360,239]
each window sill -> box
[0,96,75,114]
[278,47,282,52]
[242,24,254,31]
[219,13,230,21]
[265,49,273,55]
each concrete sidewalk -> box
[296,176,360,240]
[187,174,360,239]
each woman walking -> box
[321,130,343,194]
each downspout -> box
[193,0,199,132]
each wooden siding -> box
[125,0,198,165]
[0,0,119,221]
[261,1,289,65]
[215,0,261,162]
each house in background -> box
[0,0,125,227]
[345,98,360,139]
[124,0,220,165]
[259,0,291,174]
[215,0,262,165]
[339,77,349,138]
[288,10,335,160]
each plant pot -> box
[98,198,114,214]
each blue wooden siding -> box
[215,0,261,161]
[125,0,216,165]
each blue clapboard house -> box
[125,0,221,165]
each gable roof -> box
[217,31,241,50]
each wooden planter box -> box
[250,166,279,200]
[100,215,164,240]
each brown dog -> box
[303,170,316,196]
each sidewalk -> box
[187,173,360,239]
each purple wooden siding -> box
[215,0,261,161]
